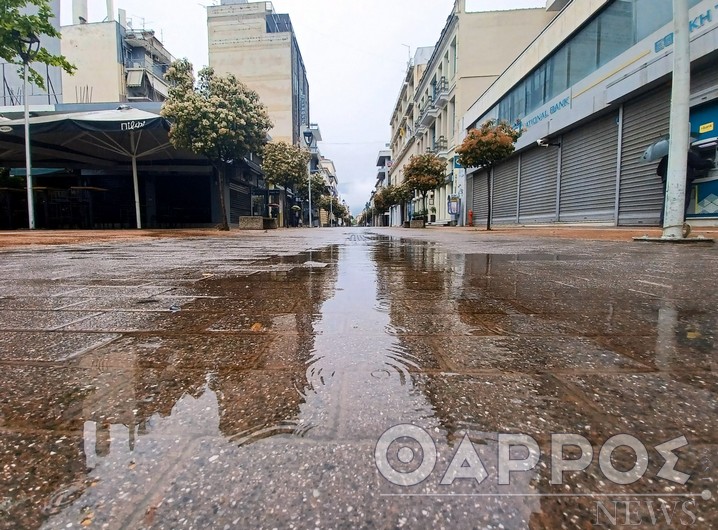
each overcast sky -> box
[60,0,546,216]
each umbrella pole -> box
[132,153,142,229]
[24,63,36,230]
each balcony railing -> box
[433,76,450,109]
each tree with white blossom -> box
[162,59,272,230]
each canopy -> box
[0,106,204,228]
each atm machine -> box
[687,103,718,219]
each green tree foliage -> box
[403,153,446,211]
[262,141,310,226]
[318,195,347,223]
[456,119,521,169]
[162,59,272,230]
[295,171,326,208]
[456,119,522,230]
[0,0,75,89]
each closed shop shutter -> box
[618,86,670,225]
[519,147,558,223]
[559,112,619,221]
[492,157,519,224]
[471,171,489,225]
[229,182,251,223]
[692,64,718,94]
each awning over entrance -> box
[0,106,206,228]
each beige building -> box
[61,4,173,104]
[318,157,339,226]
[388,0,557,225]
[207,0,310,145]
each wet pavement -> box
[0,227,716,529]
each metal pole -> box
[662,0,691,239]
[330,195,333,227]
[131,132,142,229]
[24,62,35,229]
[308,159,313,228]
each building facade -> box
[388,1,557,226]
[463,0,718,228]
[207,0,310,145]
[61,14,173,104]
[0,0,63,108]
[374,149,391,226]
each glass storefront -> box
[496,0,703,126]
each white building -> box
[462,0,718,227]
[388,1,557,226]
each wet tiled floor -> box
[0,228,716,529]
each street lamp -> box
[303,128,314,228]
[15,31,41,230]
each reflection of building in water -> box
[1,249,339,528]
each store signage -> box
[655,5,714,53]
[522,95,571,130]
[700,122,715,134]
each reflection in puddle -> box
[0,234,714,528]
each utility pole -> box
[662,0,691,239]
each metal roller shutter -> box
[471,171,489,225]
[519,147,558,223]
[692,64,718,94]
[618,86,670,225]
[492,157,519,224]
[229,182,251,223]
[559,112,619,222]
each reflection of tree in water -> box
[0,248,339,529]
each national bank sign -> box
[519,95,571,130]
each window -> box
[525,64,546,113]
[546,46,568,100]
[489,0,707,129]
[569,18,599,85]
[598,0,633,67]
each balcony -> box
[418,103,436,127]
[433,77,450,109]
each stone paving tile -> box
[434,335,649,373]
[80,334,267,370]
[0,310,102,331]
[59,310,224,333]
[0,331,119,362]
[567,372,718,445]
[415,373,620,444]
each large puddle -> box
[0,233,715,528]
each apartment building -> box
[319,157,339,226]
[207,0,310,145]
[388,0,557,225]
[61,2,172,104]
[462,0,718,227]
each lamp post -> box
[17,31,41,230]
[303,128,314,228]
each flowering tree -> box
[456,119,522,230]
[162,59,272,230]
[403,153,446,215]
[1,0,75,88]
[262,141,310,226]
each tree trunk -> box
[283,178,290,228]
[215,163,230,231]
[486,168,492,231]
